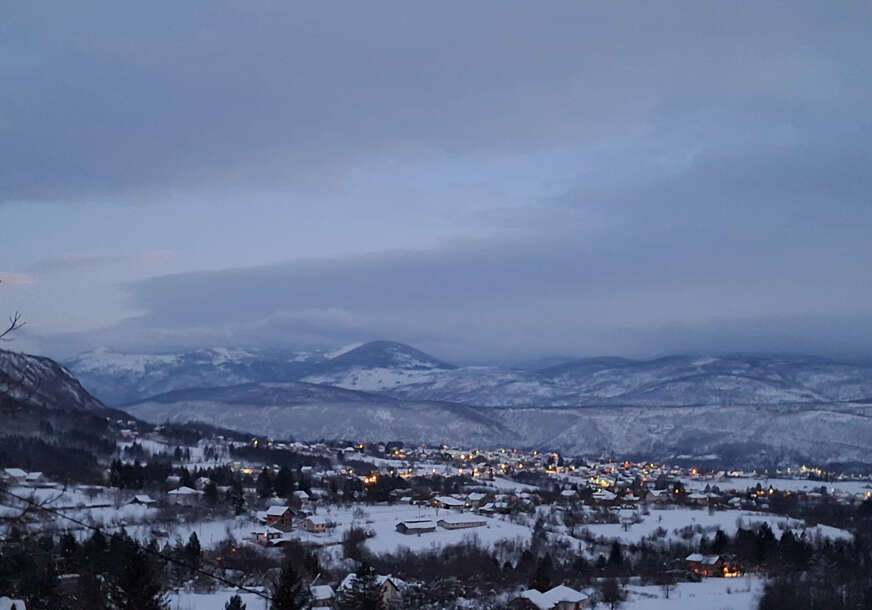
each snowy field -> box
[164,578,766,610]
[284,504,533,554]
[0,485,158,535]
[168,589,270,610]
[623,576,764,610]
[575,506,851,545]
[681,476,872,496]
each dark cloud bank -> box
[4,2,871,361]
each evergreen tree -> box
[228,480,245,515]
[336,563,384,610]
[273,467,294,498]
[271,556,309,610]
[257,470,274,498]
[608,540,624,569]
[204,481,219,505]
[599,577,624,610]
[75,567,110,610]
[184,532,203,583]
[225,594,247,610]
[528,554,553,592]
[108,538,167,610]
[20,550,62,610]
[185,532,202,566]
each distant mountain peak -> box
[325,340,455,370]
[325,342,364,359]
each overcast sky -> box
[2,1,871,363]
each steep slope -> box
[121,391,872,465]
[124,395,517,447]
[0,348,105,411]
[492,403,872,466]
[129,380,395,406]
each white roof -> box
[266,505,291,516]
[310,584,334,600]
[686,553,721,564]
[435,495,466,506]
[438,517,486,525]
[340,573,403,591]
[168,486,203,495]
[467,492,487,501]
[592,489,617,500]
[132,494,155,503]
[398,519,436,529]
[0,597,26,610]
[306,516,327,525]
[520,585,589,609]
[560,489,576,496]
[3,468,27,478]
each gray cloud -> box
[3,2,870,202]
[5,2,872,362]
[28,250,174,273]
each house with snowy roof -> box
[128,494,156,505]
[433,495,466,509]
[2,468,28,485]
[396,519,436,534]
[310,584,335,608]
[303,515,328,533]
[167,486,204,505]
[339,573,403,606]
[685,553,724,577]
[265,505,294,529]
[511,584,589,609]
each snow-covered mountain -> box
[64,347,329,405]
[303,347,872,407]
[0,348,104,411]
[92,341,872,463]
[123,390,872,465]
[66,342,872,408]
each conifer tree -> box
[528,553,553,592]
[108,538,167,610]
[336,563,384,610]
[271,556,309,610]
[225,594,247,610]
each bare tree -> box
[0,279,26,341]
[0,311,24,341]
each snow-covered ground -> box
[278,504,534,555]
[623,576,764,610]
[168,589,270,610]
[682,476,872,496]
[0,485,158,536]
[576,506,851,545]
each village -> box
[1,421,870,609]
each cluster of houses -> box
[306,573,591,610]
[306,572,404,609]
[250,504,331,546]
[510,585,589,610]
[1,468,50,488]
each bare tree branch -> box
[0,279,26,341]
[0,311,24,341]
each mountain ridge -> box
[64,341,872,409]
